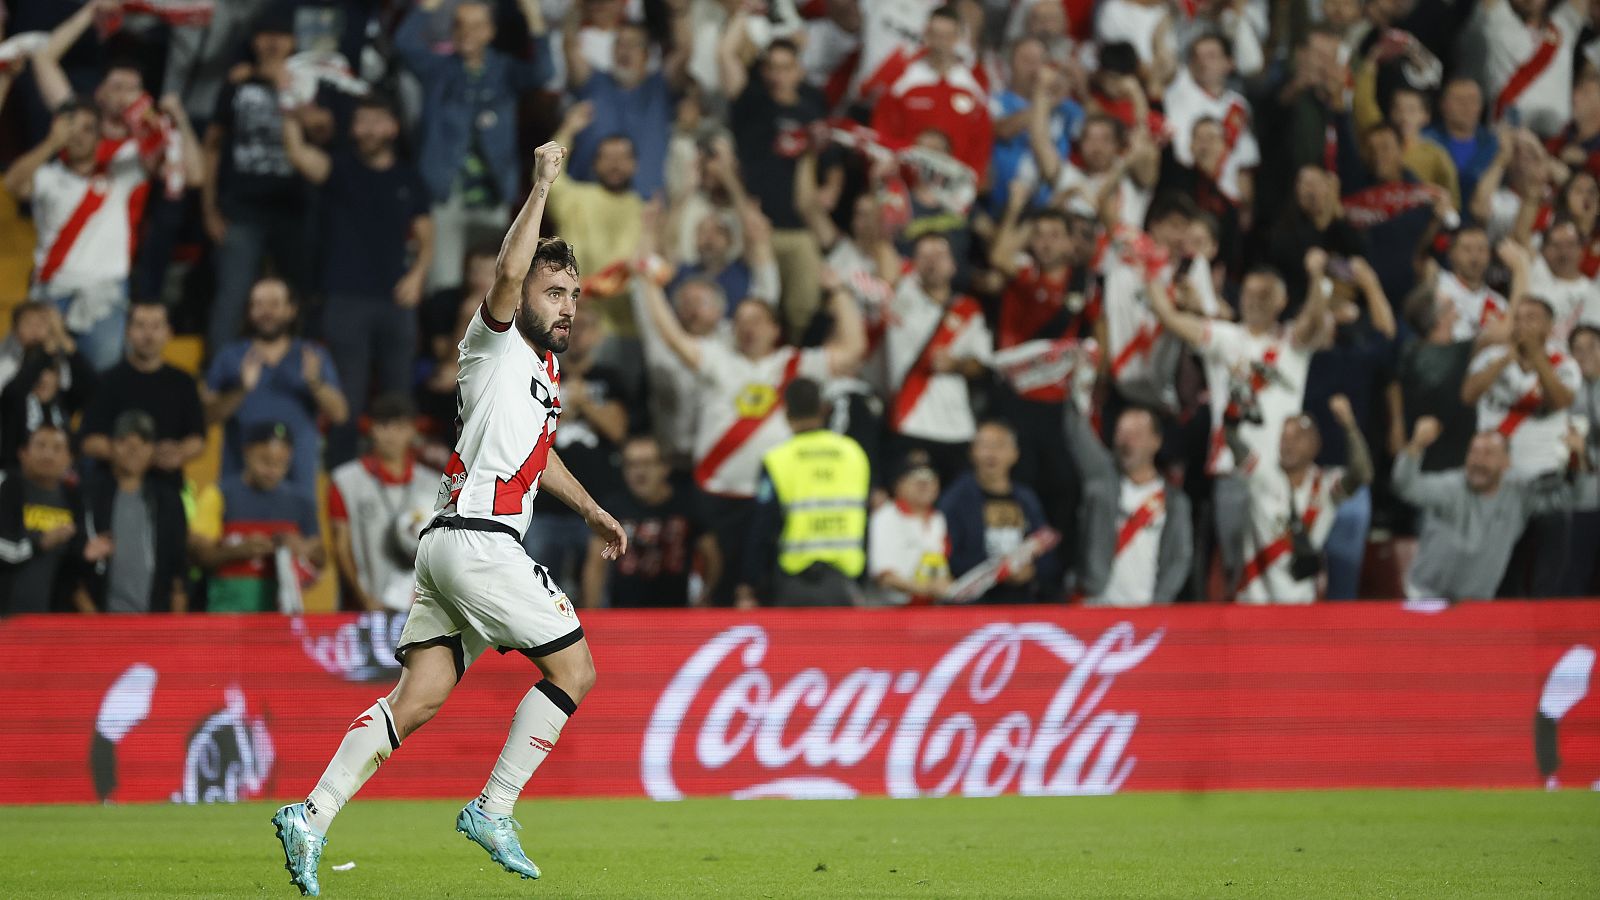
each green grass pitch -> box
[2,792,1596,898]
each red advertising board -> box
[0,602,1596,805]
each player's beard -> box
[517,303,571,354]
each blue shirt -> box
[206,339,342,499]
[988,90,1083,212]
[573,72,674,198]
[1423,126,1499,208]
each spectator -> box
[738,378,870,607]
[1525,219,1600,340]
[634,267,864,604]
[1383,86,1461,210]
[870,5,994,180]
[567,16,686,198]
[548,105,646,335]
[1392,269,1501,473]
[1032,92,1159,231]
[1064,401,1192,607]
[328,394,440,612]
[583,434,720,609]
[1435,226,1510,340]
[282,95,434,466]
[1267,25,1348,195]
[202,277,350,499]
[1150,256,1334,586]
[885,233,993,487]
[798,0,865,112]
[202,11,317,351]
[1092,0,1176,86]
[82,412,189,614]
[667,203,780,313]
[1461,291,1581,595]
[1393,418,1562,599]
[395,0,554,290]
[940,420,1051,604]
[3,99,183,370]
[1335,118,1451,307]
[191,422,325,613]
[77,301,205,485]
[867,452,952,606]
[1267,167,1367,312]
[1229,396,1373,604]
[721,29,833,330]
[1546,72,1600,179]
[1425,77,1499,204]
[0,303,60,393]
[1564,324,1600,594]
[1162,32,1260,220]
[0,425,98,614]
[1468,0,1584,137]
[0,321,94,470]
[525,302,628,588]
[988,35,1084,212]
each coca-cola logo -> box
[642,621,1163,800]
[292,612,406,683]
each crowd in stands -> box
[0,0,1596,615]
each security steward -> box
[734,378,870,606]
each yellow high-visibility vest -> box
[762,428,870,578]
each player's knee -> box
[387,689,448,739]
[546,657,596,706]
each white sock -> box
[304,698,400,834]
[476,681,574,817]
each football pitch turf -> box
[1,792,1595,898]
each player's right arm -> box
[484,143,566,327]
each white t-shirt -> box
[1199,322,1314,475]
[1056,164,1152,233]
[1436,270,1508,342]
[1087,478,1166,608]
[868,501,950,603]
[1478,0,1583,136]
[1162,68,1261,202]
[1529,256,1599,341]
[885,278,992,443]
[1097,227,1219,401]
[692,342,831,496]
[1237,462,1342,605]
[1469,341,1583,477]
[330,456,441,610]
[30,142,150,291]
[436,307,563,539]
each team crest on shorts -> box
[554,593,575,618]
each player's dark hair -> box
[784,377,825,420]
[530,238,580,279]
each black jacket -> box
[0,469,87,614]
[81,474,189,613]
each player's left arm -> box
[486,143,566,325]
[542,451,628,559]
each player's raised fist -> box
[534,142,566,186]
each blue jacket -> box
[394,12,552,204]
[938,472,1053,602]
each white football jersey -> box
[435,307,562,538]
[30,141,149,290]
[692,342,831,497]
[1088,478,1167,608]
[1469,341,1581,478]
[885,279,992,443]
[1200,322,1313,476]
[1435,270,1507,342]
[1236,462,1342,605]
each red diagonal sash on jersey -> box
[1237,471,1323,593]
[1111,319,1163,379]
[1114,488,1165,556]
[1496,353,1564,437]
[1495,24,1561,120]
[694,351,804,490]
[37,180,110,284]
[891,299,978,430]
[1479,296,1507,329]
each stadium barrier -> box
[1,602,1597,804]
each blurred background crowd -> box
[0,0,1596,615]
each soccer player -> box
[271,142,628,896]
